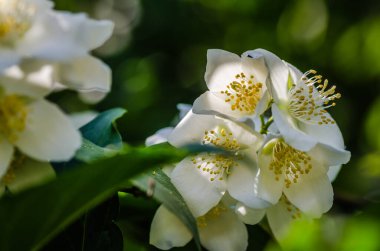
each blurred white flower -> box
[256,138,350,217]
[150,199,249,251]
[0,0,113,68]
[0,0,114,102]
[168,110,269,217]
[246,49,346,154]
[0,79,81,179]
[193,49,270,121]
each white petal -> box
[205,49,242,91]
[150,205,192,250]
[78,91,108,104]
[272,104,317,151]
[255,90,271,117]
[176,103,192,119]
[6,159,55,193]
[327,165,342,182]
[284,164,333,217]
[15,100,82,162]
[227,159,271,208]
[20,13,84,60]
[199,208,248,251]
[256,152,284,204]
[0,141,14,179]
[286,62,304,84]
[60,55,111,93]
[308,143,351,166]
[193,91,244,119]
[171,157,226,217]
[241,51,268,85]
[169,111,215,147]
[22,12,113,60]
[145,127,173,146]
[55,12,114,51]
[0,62,54,98]
[266,198,305,241]
[69,111,98,129]
[298,114,345,149]
[169,111,258,148]
[245,49,289,103]
[235,202,265,225]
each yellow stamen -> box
[267,139,312,188]
[220,72,263,114]
[288,69,340,125]
[0,94,28,143]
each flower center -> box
[220,72,263,114]
[197,203,227,228]
[196,127,242,181]
[0,0,35,47]
[288,70,341,125]
[0,94,28,143]
[266,139,312,188]
[202,127,240,151]
[191,153,238,181]
[280,195,302,219]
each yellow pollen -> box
[220,72,263,114]
[191,153,238,181]
[268,140,312,188]
[197,204,227,228]
[0,94,28,143]
[202,127,240,151]
[0,0,35,46]
[280,195,302,219]
[288,69,340,125]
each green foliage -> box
[80,108,126,148]
[0,144,188,251]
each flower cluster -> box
[148,49,351,250]
[0,0,113,192]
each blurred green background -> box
[50,0,380,250]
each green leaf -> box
[133,169,202,251]
[75,138,120,163]
[0,144,187,251]
[80,108,126,148]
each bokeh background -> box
[49,0,380,250]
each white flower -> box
[0,1,114,102]
[0,77,81,179]
[150,199,249,251]
[236,195,312,242]
[245,49,347,154]
[255,138,350,217]
[0,0,113,70]
[167,110,269,217]
[193,49,270,121]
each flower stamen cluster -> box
[221,72,263,114]
[0,94,28,143]
[191,153,238,181]
[268,140,312,188]
[202,127,240,151]
[0,0,34,46]
[288,70,341,125]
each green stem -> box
[260,116,274,134]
